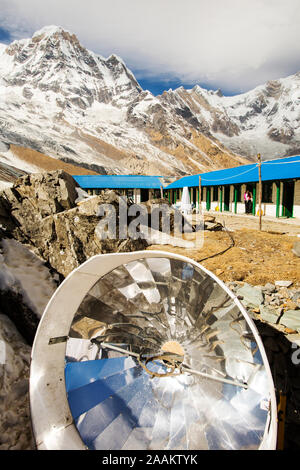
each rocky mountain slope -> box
[162,73,300,160]
[0,142,100,190]
[0,26,248,177]
[0,25,298,178]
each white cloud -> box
[0,0,300,94]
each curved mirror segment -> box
[65,257,274,450]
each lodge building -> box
[72,175,168,204]
[165,155,300,219]
[73,156,300,220]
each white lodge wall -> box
[210,187,219,211]
[236,184,246,214]
[294,180,300,218]
[262,182,276,218]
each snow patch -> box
[0,239,57,318]
[0,43,6,56]
[0,180,13,190]
[75,187,91,203]
[0,149,41,174]
[85,101,127,124]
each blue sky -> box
[137,78,231,97]
[136,77,224,97]
[0,26,12,43]
[0,0,299,96]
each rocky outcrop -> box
[226,280,300,449]
[0,314,34,450]
[0,161,27,187]
[252,320,300,450]
[0,170,147,277]
[3,170,79,217]
[268,125,295,144]
[211,113,241,137]
[228,280,300,337]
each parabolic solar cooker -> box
[29,251,277,450]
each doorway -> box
[246,184,256,215]
[282,181,294,218]
[224,186,230,211]
[140,189,149,202]
[191,187,197,205]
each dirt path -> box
[147,228,300,287]
[204,211,300,235]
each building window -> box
[262,182,273,203]
[153,189,161,199]
[212,186,218,201]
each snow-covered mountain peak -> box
[0,24,298,178]
[0,25,142,113]
[106,53,126,66]
[4,25,83,69]
[32,24,70,38]
[191,84,205,95]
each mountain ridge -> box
[0,25,298,180]
[161,71,300,159]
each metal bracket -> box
[48,336,69,345]
[138,353,184,378]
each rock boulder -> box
[292,241,300,258]
[236,283,264,309]
[0,171,147,277]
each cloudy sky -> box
[0,0,299,95]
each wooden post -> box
[198,175,202,213]
[234,186,238,214]
[277,391,286,450]
[257,153,262,230]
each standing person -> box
[244,189,249,213]
[248,190,253,214]
[244,189,252,214]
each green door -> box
[282,181,294,218]
[206,187,211,211]
[276,182,280,218]
[252,184,256,215]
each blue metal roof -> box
[73,175,164,189]
[166,155,300,189]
